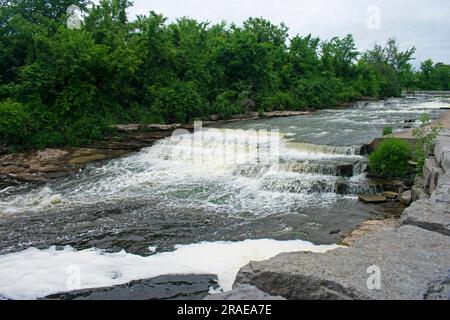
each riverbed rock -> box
[234,225,450,300]
[0,148,128,183]
[204,284,285,300]
[400,190,412,205]
[42,274,218,300]
[112,124,140,132]
[36,149,69,162]
[358,195,387,203]
[145,124,181,131]
[67,153,110,165]
[383,191,399,200]
[341,219,398,246]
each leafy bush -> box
[369,138,412,178]
[0,99,31,145]
[63,117,105,146]
[258,90,294,111]
[212,90,241,119]
[149,81,206,123]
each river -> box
[0,94,448,299]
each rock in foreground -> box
[234,224,450,300]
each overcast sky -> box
[124,0,450,67]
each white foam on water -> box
[411,100,450,110]
[0,128,363,216]
[0,239,340,300]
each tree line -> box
[0,0,449,150]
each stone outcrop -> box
[400,199,450,236]
[400,190,412,205]
[234,224,449,300]
[0,148,128,183]
[231,126,450,300]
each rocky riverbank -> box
[216,129,450,300]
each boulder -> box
[234,225,450,300]
[400,190,412,205]
[400,200,450,236]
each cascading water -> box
[0,128,371,217]
[0,94,448,299]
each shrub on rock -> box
[369,138,412,178]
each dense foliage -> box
[1,0,449,149]
[368,138,412,178]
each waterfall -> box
[0,128,373,215]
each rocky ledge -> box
[213,129,450,300]
[0,148,129,184]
